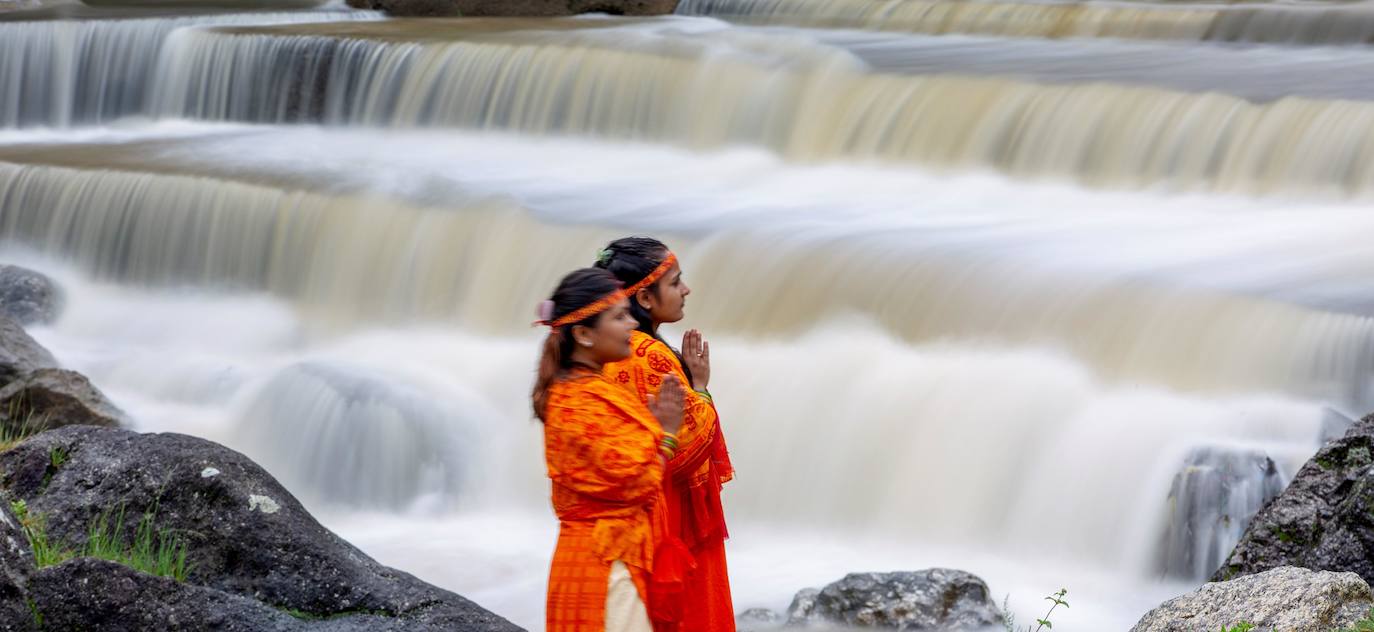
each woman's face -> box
[576,298,637,363]
[638,262,690,325]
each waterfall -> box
[237,362,476,511]
[678,0,1374,45]
[4,158,1374,409]
[0,10,379,128]
[5,3,1372,628]
[144,25,1374,196]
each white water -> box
[0,9,378,127]
[12,255,1319,630]
[1,6,1371,632]
[0,123,1352,629]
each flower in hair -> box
[596,248,614,265]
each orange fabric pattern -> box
[606,331,737,632]
[544,369,665,632]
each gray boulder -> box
[738,607,785,632]
[786,569,1004,630]
[0,317,55,386]
[1131,566,1373,632]
[0,266,59,327]
[787,588,821,625]
[1214,413,1374,584]
[25,558,417,631]
[0,426,520,631]
[28,557,307,632]
[346,0,678,16]
[0,499,34,632]
[0,368,123,431]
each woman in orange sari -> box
[533,267,691,632]
[596,238,736,632]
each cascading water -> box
[3,3,1373,630]
[0,9,378,127]
[1157,447,1287,581]
[677,0,1374,45]
[136,23,1374,195]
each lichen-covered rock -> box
[1214,413,1374,584]
[0,426,520,631]
[1131,566,1373,632]
[787,569,1003,630]
[0,266,59,327]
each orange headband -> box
[624,252,678,297]
[539,289,628,328]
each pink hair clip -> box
[535,299,555,325]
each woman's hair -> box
[593,236,694,385]
[532,268,623,422]
[594,236,670,335]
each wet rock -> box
[786,569,1004,630]
[348,0,679,17]
[1214,413,1374,584]
[1131,566,1373,632]
[0,266,59,327]
[0,426,520,631]
[1157,446,1285,581]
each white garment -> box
[606,561,653,632]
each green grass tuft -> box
[0,397,49,453]
[11,501,190,582]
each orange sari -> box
[606,331,736,632]
[543,369,692,632]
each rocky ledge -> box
[0,425,521,631]
[740,569,1006,631]
[344,0,679,17]
[1132,566,1373,632]
[1215,413,1374,585]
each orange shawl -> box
[605,331,736,631]
[543,369,692,632]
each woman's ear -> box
[571,324,594,348]
[635,287,654,311]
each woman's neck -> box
[568,349,604,374]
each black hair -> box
[532,267,623,422]
[593,236,694,386]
